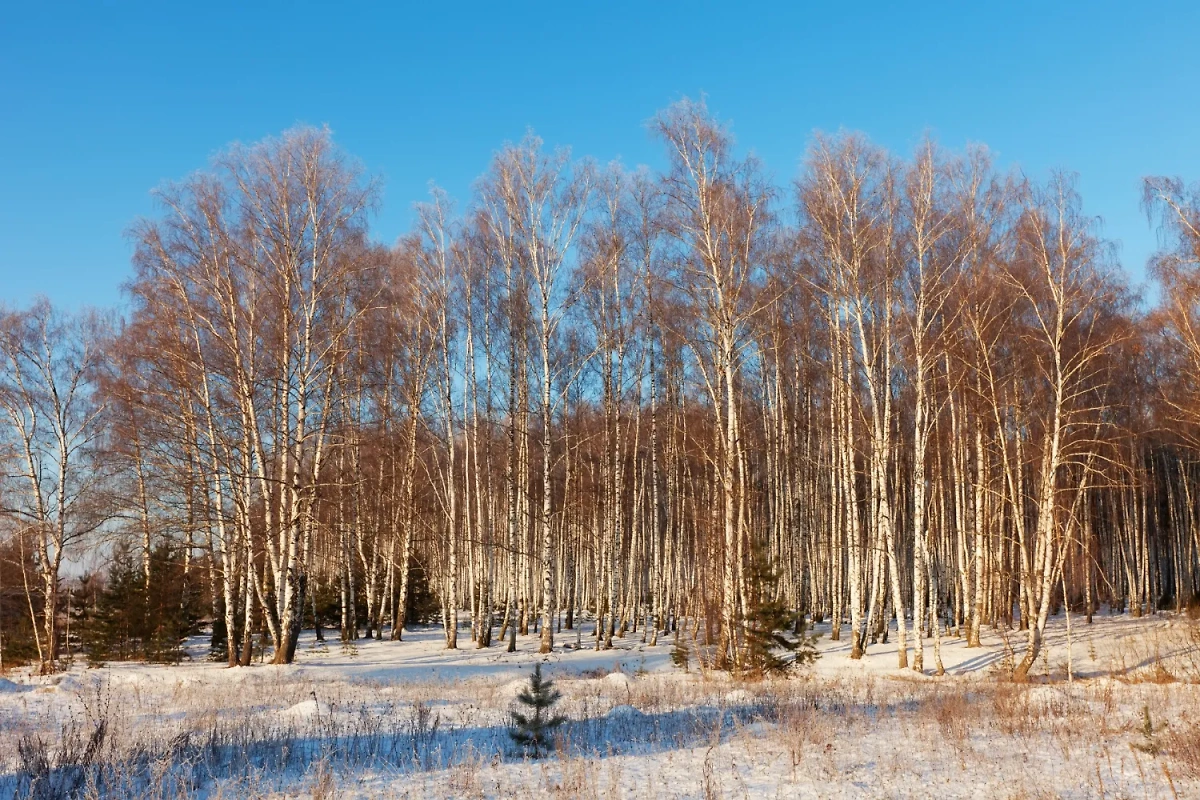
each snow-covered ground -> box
[2,612,1199,798]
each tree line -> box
[2,99,1199,677]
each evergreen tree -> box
[76,543,201,665]
[741,544,820,676]
[404,557,440,625]
[208,614,228,662]
[509,663,566,757]
[143,544,202,662]
[77,544,143,663]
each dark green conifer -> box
[76,543,201,665]
[741,544,820,675]
[509,663,566,756]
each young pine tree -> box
[741,544,820,676]
[509,663,566,756]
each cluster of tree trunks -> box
[3,104,1200,675]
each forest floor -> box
[2,611,1200,798]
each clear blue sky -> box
[2,1,1197,311]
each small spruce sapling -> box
[509,663,566,757]
[742,543,820,675]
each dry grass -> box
[309,758,334,800]
[1164,719,1200,780]
[6,620,1200,797]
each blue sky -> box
[2,1,1197,310]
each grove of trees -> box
[2,99,1199,677]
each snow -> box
[602,671,635,690]
[722,688,754,704]
[278,698,334,720]
[606,703,644,720]
[0,612,1198,798]
[497,678,529,700]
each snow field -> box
[0,613,1198,798]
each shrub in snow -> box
[509,663,566,757]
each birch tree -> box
[0,301,110,673]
